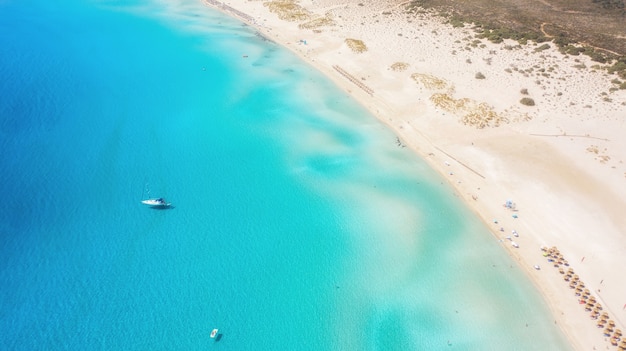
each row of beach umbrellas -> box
[542,246,623,348]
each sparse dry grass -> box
[430,93,509,128]
[345,38,368,53]
[411,73,450,90]
[299,15,335,30]
[390,62,410,71]
[587,145,611,163]
[264,1,311,22]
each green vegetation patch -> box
[534,43,551,52]
[608,59,626,79]
[403,0,626,87]
[474,25,547,45]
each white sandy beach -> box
[204,1,626,349]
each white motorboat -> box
[141,198,171,207]
[210,328,219,338]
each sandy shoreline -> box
[204,1,626,349]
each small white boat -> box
[534,265,541,270]
[511,241,519,248]
[141,198,171,207]
[210,328,219,339]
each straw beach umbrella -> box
[589,296,597,303]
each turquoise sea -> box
[0,0,572,349]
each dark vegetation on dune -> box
[405,0,626,85]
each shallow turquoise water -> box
[0,0,571,349]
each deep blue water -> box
[0,0,572,349]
